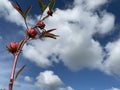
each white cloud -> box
[24,76,32,82]
[35,70,63,90]
[1,0,120,90]
[74,0,109,10]
[108,87,120,90]
[102,39,120,75]
[58,86,74,90]
[23,44,52,68]
[22,0,115,71]
[35,70,74,90]
[0,0,35,28]
[1,0,120,80]
[0,0,117,74]
[0,0,24,26]
[97,12,115,34]
[85,0,108,10]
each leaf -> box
[45,33,59,39]
[44,0,51,11]
[14,65,26,80]
[38,0,45,12]
[24,5,32,19]
[11,3,23,16]
[46,29,56,33]
[40,30,59,39]
[49,0,56,10]
[11,0,24,17]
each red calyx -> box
[36,21,45,29]
[27,28,37,38]
[7,42,19,53]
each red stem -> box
[8,36,29,90]
[9,53,19,90]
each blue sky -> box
[1,0,120,90]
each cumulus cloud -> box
[24,76,32,82]
[0,0,24,26]
[1,0,120,89]
[23,44,52,68]
[74,0,108,10]
[1,0,120,78]
[22,0,115,71]
[35,70,74,90]
[97,12,115,34]
[108,87,120,90]
[102,39,120,75]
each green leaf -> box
[14,65,26,80]
[38,0,45,13]
[24,5,32,19]
[44,0,51,11]
[49,0,56,10]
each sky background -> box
[1,0,120,90]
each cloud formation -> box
[0,0,24,26]
[103,39,120,75]
[108,87,120,90]
[0,0,35,28]
[1,0,120,90]
[24,76,32,82]
[35,70,74,90]
[22,0,115,72]
[1,0,120,79]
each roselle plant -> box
[6,0,58,90]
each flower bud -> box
[7,42,19,53]
[36,21,45,29]
[27,28,37,38]
[47,9,53,16]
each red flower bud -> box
[47,9,53,16]
[36,21,45,29]
[27,28,37,38]
[7,42,19,53]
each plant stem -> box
[9,53,19,90]
[42,15,49,21]
[24,19,29,30]
[8,36,29,90]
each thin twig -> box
[42,15,49,21]
[24,19,29,30]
